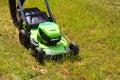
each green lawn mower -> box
[8,0,79,62]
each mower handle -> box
[45,0,55,22]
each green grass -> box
[0,0,120,80]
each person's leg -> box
[8,0,25,25]
[8,0,18,25]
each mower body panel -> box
[30,22,69,56]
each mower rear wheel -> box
[69,42,79,55]
[19,30,29,48]
[34,47,44,63]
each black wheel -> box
[34,47,44,63]
[19,30,30,48]
[69,42,79,55]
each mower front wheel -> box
[34,47,44,63]
[69,42,79,55]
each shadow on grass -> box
[37,53,82,66]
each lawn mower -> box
[8,0,79,62]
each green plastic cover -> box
[38,22,61,38]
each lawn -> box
[0,0,120,80]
